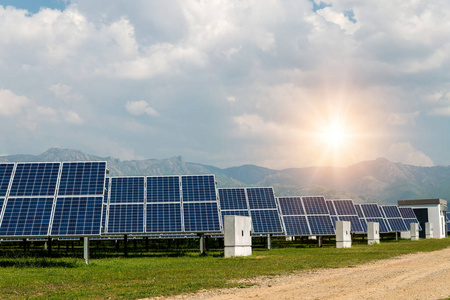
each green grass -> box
[0,237,449,299]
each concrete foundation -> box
[410,223,419,240]
[426,222,434,239]
[336,221,352,248]
[224,215,252,258]
[367,222,380,245]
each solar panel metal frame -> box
[358,203,391,233]
[246,187,283,235]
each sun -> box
[321,124,347,148]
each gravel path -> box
[153,247,450,300]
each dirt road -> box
[157,247,450,300]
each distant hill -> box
[2,148,450,204]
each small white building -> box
[398,199,447,239]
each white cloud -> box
[226,96,236,103]
[316,7,359,34]
[125,100,159,116]
[0,89,31,116]
[388,111,419,125]
[385,142,434,167]
[62,110,83,124]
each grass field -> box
[0,236,449,299]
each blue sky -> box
[0,0,449,169]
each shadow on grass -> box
[0,259,79,268]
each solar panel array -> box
[103,175,222,235]
[327,200,364,233]
[398,207,421,231]
[219,187,283,235]
[380,205,408,232]
[0,162,107,238]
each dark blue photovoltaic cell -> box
[218,188,247,210]
[302,197,329,215]
[354,204,364,218]
[181,175,216,202]
[0,197,53,236]
[386,218,408,231]
[0,164,14,197]
[183,202,221,232]
[331,216,339,229]
[382,205,402,218]
[359,218,367,232]
[51,196,103,235]
[403,218,420,229]
[307,215,335,235]
[326,200,336,215]
[366,218,390,233]
[102,205,107,232]
[447,221,450,232]
[147,176,180,203]
[107,204,144,233]
[399,207,417,219]
[339,215,364,232]
[447,212,450,222]
[110,177,144,203]
[250,209,283,234]
[278,197,305,215]
[360,204,383,218]
[58,162,106,196]
[146,203,182,233]
[246,188,277,210]
[283,216,310,236]
[9,163,60,197]
[333,200,358,216]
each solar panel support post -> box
[267,234,271,250]
[395,232,398,241]
[199,234,206,256]
[83,237,90,265]
[47,238,52,256]
[318,236,323,248]
[145,237,149,252]
[124,235,128,257]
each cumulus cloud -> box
[125,100,159,116]
[385,142,434,167]
[0,89,31,116]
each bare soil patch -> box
[150,247,450,300]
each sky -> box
[0,0,449,169]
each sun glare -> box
[321,124,347,148]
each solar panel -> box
[331,216,339,229]
[338,215,364,232]
[250,209,284,234]
[365,218,390,233]
[331,200,364,233]
[307,215,335,235]
[301,196,335,235]
[9,163,60,197]
[0,197,53,236]
[302,196,329,215]
[381,205,402,218]
[326,200,336,215]
[183,202,221,232]
[110,177,144,203]
[399,207,417,219]
[360,203,383,218]
[218,188,247,210]
[146,203,182,233]
[181,175,216,202]
[0,163,14,197]
[447,212,450,232]
[148,176,180,203]
[385,218,408,232]
[354,204,364,218]
[333,200,358,216]
[107,204,144,233]
[51,196,103,236]
[359,218,367,232]
[246,188,278,209]
[278,197,305,216]
[58,162,106,196]
[283,216,310,236]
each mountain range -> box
[2,148,450,205]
